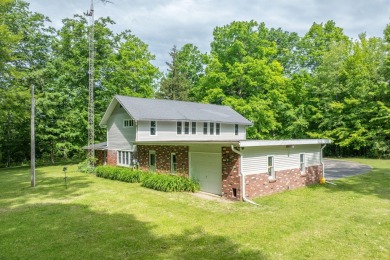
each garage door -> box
[190,153,222,195]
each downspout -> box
[231,145,259,206]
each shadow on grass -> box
[0,166,92,208]
[0,202,266,259]
[310,167,390,200]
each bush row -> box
[95,166,146,183]
[142,173,200,192]
[95,166,200,192]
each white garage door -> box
[190,152,222,195]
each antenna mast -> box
[86,0,95,167]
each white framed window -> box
[191,122,197,134]
[216,123,221,135]
[235,124,239,135]
[184,121,190,135]
[210,122,214,135]
[300,153,306,173]
[150,121,156,135]
[171,153,177,173]
[203,122,208,135]
[267,156,275,180]
[117,151,133,166]
[123,119,134,128]
[177,121,182,135]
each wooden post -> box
[31,84,35,187]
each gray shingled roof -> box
[101,95,252,125]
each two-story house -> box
[94,95,331,201]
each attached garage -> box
[190,152,222,195]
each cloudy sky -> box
[27,0,390,72]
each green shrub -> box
[141,173,200,192]
[77,159,95,173]
[95,166,147,183]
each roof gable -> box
[100,95,252,126]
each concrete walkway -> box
[324,159,372,180]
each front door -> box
[149,151,156,172]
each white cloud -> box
[27,0,390,71]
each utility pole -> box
[31,84,35,187]
[85,0,95,167]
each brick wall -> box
[107,150,117,165]
[221,147,242,201]
[137,145,189,175]
[244,165,323,198]
[95,150,105,165]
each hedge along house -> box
[97,95,331,201]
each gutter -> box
[231,145,259,206]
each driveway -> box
[324,159,372,180]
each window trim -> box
[149,150,156,171]
[234,124,239,135]
[216,123,221,135]
[184,121,190,135]
[300,153,306,173]
[267,155,275,181]
[191,122,197,135]
[177,121,182,135]
[171,153,177,173]
[117,150,133,166]
[210,122,214,135]
[203,122,208,135]
[150,121,157,135]
[123,119,134,128]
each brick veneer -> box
[222,147,242,201]
[137,145,189,175]
[107,150,117,165]
[244,165,323,198]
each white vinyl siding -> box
[137,121,246,141]
[107,104,136,150]
[241,144,321,175]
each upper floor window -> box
[203,122,208,135]
[123,119,134,128]
[150,121,156,135]
[192,122,197,134]
[177,121,182,134]
[184,121,190,135]
[235,124,239,135]
[210,122,214,135]
[216,123,220,135]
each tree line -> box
[0,0,389,166]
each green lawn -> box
[0,159,389,259]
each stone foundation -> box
[244,165,323,198]
[137,145,189,175]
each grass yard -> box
[0,159,389,259]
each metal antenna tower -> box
[85,0,95,167]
